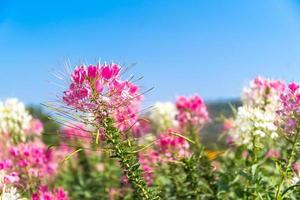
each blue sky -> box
[1,0,300,106]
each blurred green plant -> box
[27,105,60,145]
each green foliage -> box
[30,101,300,199]
[155,147,216,199]
[57,153,124,200]
[27,105,60,144]
[102,117,160,200]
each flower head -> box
[265,149,280,159]
[131,118,151,138]
[149,102,178,132]
[61,123,92,141]
[156,132,190,158]
[175,95,210,129]
[290,176,300,185]
[293,162,300,174]
[242,76,285,112]
[62,62,143,133]
[222,118,235,132]
[139,149,159,185]
[0,98,32,142]
[0,141,57,189]
[227,105,278,147]
[26,119,44,135]
[138,131,190,185]
[1,187,25,200]
[31,185,69,200]
[276,82,300,135]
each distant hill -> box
[201,99,241,149]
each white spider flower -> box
[241,76,285,112]
[149,102,178,132]
[290,176,300,185]
[1,186,25,200]
[228,105,278,147]
[0,98,32,141]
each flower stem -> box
[275,130,299,200]
[188,126,201,152]
[247,134,258,198]
[252,135,258,164]
[102,117,160,200]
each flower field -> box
[1,63,300,200]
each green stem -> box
[184,126,217,198]
[275,130,299,200]
[248,134,258,198]
[102,118,160,200]
[252,135,258,164]
[189,126,201,152]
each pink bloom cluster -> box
[59,124,96,158]
[156,133,190,158]
[226,136,235,147]
[138,131,190,185]
[0,169,20,185]
[26,118,44,135]
[62,63,142,132]
[131,119,151,138]
[276,82,300,135]
[61,123,91,141]
[30,119,44,134]
[265,149,280,159]
[242,76,286,111]
[176,95,210,128]
[222,118,235,132]
[0,142,57,187]
[139,150,159,185]
[293,162,300,175]
[0,104,70,198]
[32,185,69,200]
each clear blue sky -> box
[1,0,300,106]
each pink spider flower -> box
[0,141,60,191]
[222,118,235,132]
[138,131,190,185]
[26,118,44,135]
[265,149,280,159]
[7,142,57,181]
[226,136,235,147]
[175,95,210,129]
[51,143,73,162]
[62,63,142,133]
[61,123,92,141]
[3,172,20,184]
[242,76,286,111]
[276,82,300,135]
[131,118,151,138]
[31,185,69,200]
[156,132,190,158]
[108,188,120,200]
[139,150,160,185]
[293,162,300,175]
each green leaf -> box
[282,184,300,197]
[63,148,84,163]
